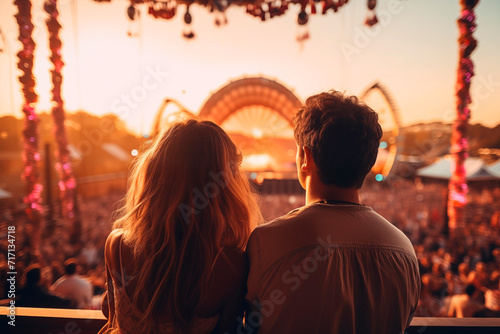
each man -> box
[448,284,484,318]
[16,264,71,308]
[246,91,420,333]
[51,258,93,309]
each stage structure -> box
[200,77,301,178]
[154,77,400,181]
[199,77,301,126]
[153,77,301,179]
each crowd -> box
[361,178,500,318]
[1,179,499,317]
[0,191,122,309]
[255,178,500,318]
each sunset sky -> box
[0,0,499,136]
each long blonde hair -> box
[114,119,260,332]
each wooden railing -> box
[1,307,500,334]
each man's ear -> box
[301,146,314,172]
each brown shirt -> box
[246,203,420,334]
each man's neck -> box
[305,178,360,206]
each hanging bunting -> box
[448,0,479,234]
[182,5,195,39]
[365,0,378,27]
[212,0,229,26]
[14,0,43,218]
[296,2,310,43]
[95,0,371,42]
[127,3,137,20]
[44,0,77,221]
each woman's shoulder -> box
[103,229,131,279]
[105,229,124,257]
[106,228,124,242]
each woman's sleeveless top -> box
[103,236,221,333]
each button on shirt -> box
[246,203,421,334]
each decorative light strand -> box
[93,0,370,40]
[448,0,479,233]
[44,0,77,220]
[14,0,43,217]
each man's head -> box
[294,90,382,189]
[458,262,470,276]
[64,258,78,275]
[25,264,42,287]
[475,262,486,273]
[465,284,476,297]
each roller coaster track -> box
[151,98,194,137]
[360,82,402,132]
[360,82,402,176]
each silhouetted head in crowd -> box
[294,90,382,189]
[64,259,78,275]
[465,284,476,297]
[24,264,42,287]
[475,262,486,274]
[458,263,470,277]
[432,263,444,276]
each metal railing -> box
[1,307,500,334]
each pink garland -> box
[44,0,77,219]
[448,0,479,232]
[14,0,43,217]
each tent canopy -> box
[487,160,500,178]
[0,188,12,200]
[417,157,499,181]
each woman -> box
[100,120,261,334]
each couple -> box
[99,91,420,334]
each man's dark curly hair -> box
[294,90,383,189]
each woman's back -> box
[101,229,248,334]
[99,120,260,333]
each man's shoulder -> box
[248,204,416,261]
[57,275,91,289]
[252,205,312,232]
[247,205,298,249]
[248,205,308,244]
[249,203,377,242]
[451,294,469,304]
[75,275,92,286]
[51,276,67,289]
